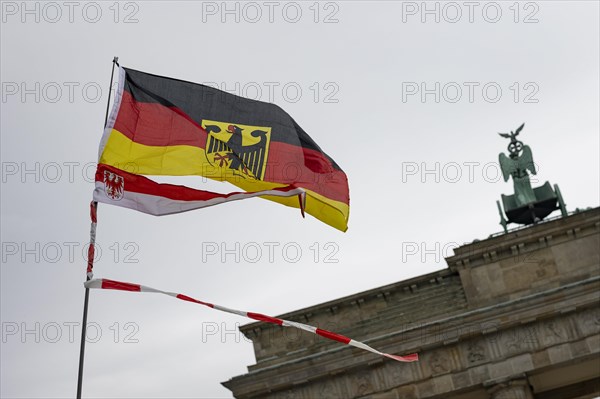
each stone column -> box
[487,378,534,399]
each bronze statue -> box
[496,123,567,233]
[498,123,537,206]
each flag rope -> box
[84,278,419,363]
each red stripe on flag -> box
[176,294,214,308]
[315,328,351,344]
[114,90,208,148]
[101,279,141,292]
[262,141,349,204]
[247,312,283,326]
[96,164,299,202]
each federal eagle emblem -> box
[202,119,271,181]
[103,170,124,200]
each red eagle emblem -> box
[103,170,124,200]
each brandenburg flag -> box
[95,66,349,231]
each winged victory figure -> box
[498,123,537,206]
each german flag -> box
[98,66,349,231]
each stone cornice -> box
[447,208,600,271]
[240,268,458,339]
[222,276,600,397]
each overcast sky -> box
[1,1,599,398]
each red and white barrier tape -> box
[86,201,98,280]
[84,278,418,363]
